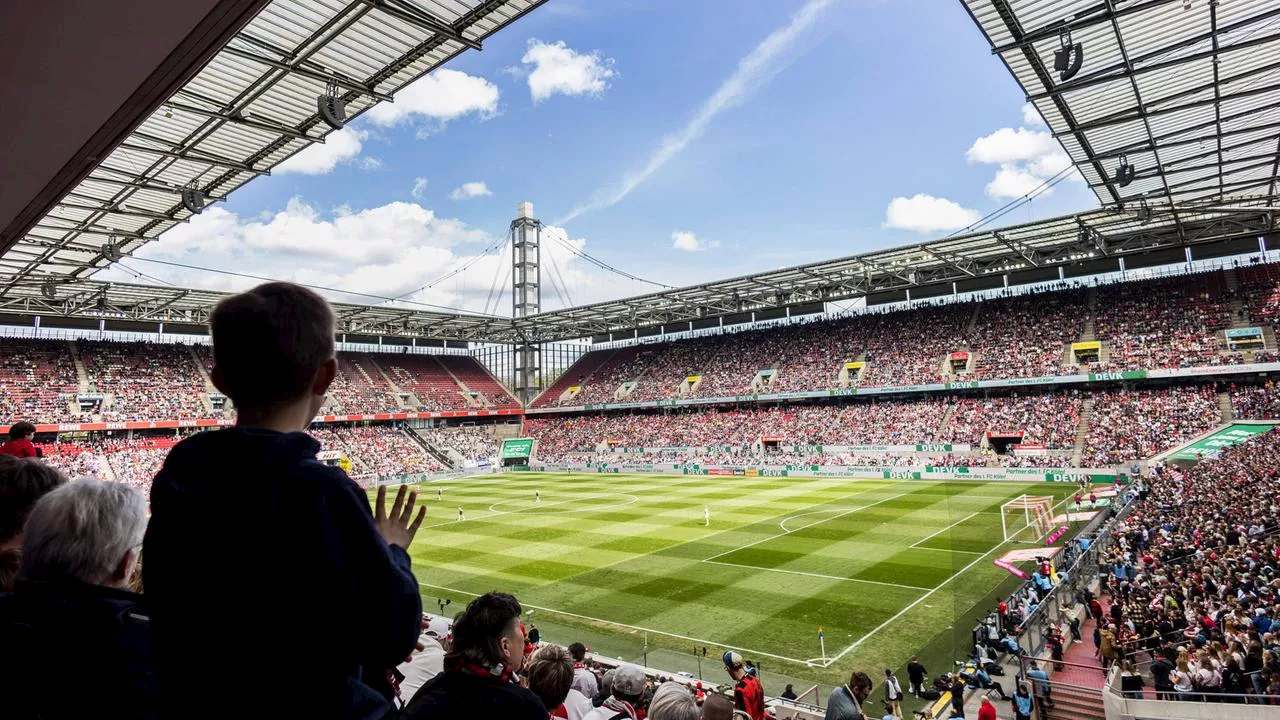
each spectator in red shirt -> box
[0,422,41,459]
[978,695,998,720]
[723,652,764,720]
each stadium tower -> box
[511,201,542,404]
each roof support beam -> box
[1062,81,1280,137]
[1026,10,1280,101]
[222,44,396,101]
[117,141,269,176]
[363,0,482,50]
[164,101,321,142]
[1089,106,1280,162]
[992,232,1040,266]
[989,0,1179,55]
[52,201,183,223]
[920,247,976,276]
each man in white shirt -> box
[568,643,599,699]
[396,615,451,702]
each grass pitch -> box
[395,472,1076,690]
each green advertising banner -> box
[1169,423,1275,461]
[500,437,535,460]
[1087,370,1147,382]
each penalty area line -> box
[417,581,811,666]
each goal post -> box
[1000,495,1055,543]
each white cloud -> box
[966,127,1060,165]
[671,230,719,252]
[521,39,616,102]
[986,164,1049,200]
[1021,102,1046,128]
[966,121,1080,198]
[558,0,838,224]
[364,68,499,129]
[449,182,492,200]
[97,199,640,314]
[411,177,429,199]
[883,194,982,234]
[275,127,367,175]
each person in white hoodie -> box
[396,615,451,702]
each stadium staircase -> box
[367,356,417,409]
[186,347,217,415]
[68,341,90,392]
[1218,391,1235,423]
[1072,398,1094,467]
[408,429,457,469]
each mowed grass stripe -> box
[401,474,1075,675]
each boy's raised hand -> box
[375,484,427,549]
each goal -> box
[1000,495,1056,543]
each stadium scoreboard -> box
[500,437,535,467]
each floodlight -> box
[1114,155,1136,187]
[181,182,206,215]
[318,80,346,131]
[1054,28,1083,81]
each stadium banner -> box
[1071,341,1101,351]
[844,361,865,370]
[1087,370,1147,381]
[522,463,1116,483]
[36,406,525,433]
[1169,423,1276,461]
[777,443,970,453]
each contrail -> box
[556,0,841,225]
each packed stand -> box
[80,340,209,420]
[1094,273,1233,371]
[1098,428,1280,702]
[943,392,1083,448]
[1230,382,1280,419]
[309,425,443,477]
[1238,261,1280,326]
[416,427,499,465]
[323,352,399,415]
[436,355,521,409]
[0,338,83,423]
[1084,386,1220,466]
[966,288,1086,380]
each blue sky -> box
[110,0,1099,314]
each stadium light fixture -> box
[1053,28,1083,82]
[1137,199,1153,224]
[318,80,346,131]
[181,181,206,215]
[41,279,57,300]
[1114,155,1136,188]
[103,236,123,262]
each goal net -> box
[1000,495,1055,543]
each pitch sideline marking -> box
[417,581,811,666]
[701,559,932,591]
[818,490,1082,668]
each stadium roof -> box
[7,0,1280,345]
[964,0,1280,210]
[512,203,1276,341]
[6,0,545,299]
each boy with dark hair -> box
[0,421,41,458]
[402,591,546,719]
[144,282,427,720]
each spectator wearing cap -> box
[0,455,66,591]
[582,663,645,720]
[825,670,872,720]
[0,478,153,719]
[724,651,765,720]
[569,642,599,699]
[402,592,545,720]
[0,422,41,459]
[648,681,699,720]
[398,615,453,701]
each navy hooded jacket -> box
[143,427,421,719]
